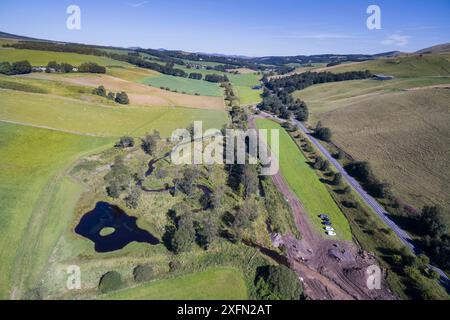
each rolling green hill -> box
[0,48,129,67]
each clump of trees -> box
[172,213,196,253]
[0,60,32,75]
[188,72,202,80]
[417,206,450,272]
[141,130,161,156]
[258,90,309,121]
[115,91,129,105]
[104,156,133,198]
[93,86,129,105]
[345,161,391,198]
[78,62,106,73]
[204,74,228,83]
[46,61,73,73]
[115,136,135,148]
[255,265,303,300]
[314,125,332,142]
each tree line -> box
[0,59,106,76]
[266,70,373,94]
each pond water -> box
[75,202,159,253]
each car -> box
[319,214,330,220]
[327,231,337,237]
[322,221,332,226]
[325,226,335,231]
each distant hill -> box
[416,43,450,54]
[0,31,43,41]
[372,51,402,58]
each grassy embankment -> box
[255,118,352,241]
[102,267,248,300]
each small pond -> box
[75,202,159,253]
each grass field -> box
[228,73,262,105]
[0,90,228,137]
[0,122,111,299]
[0,48,129,67]
[139,74,223,96]
[102,267,248,300]
[256,119,352,241]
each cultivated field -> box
[23,73,226,111]
[0,90,228,137]
[256,119,352,241]
[103,268,248,300]
[0,122,111,299]
[139,74,223,96]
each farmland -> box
[139,74,223,96]
[102,267,248,300]
[0,90,227,138]
[0,122,111,299]
[255,118,352,241]
[23,72,226,111]
[0,48,129,67]
[228,73,262,105]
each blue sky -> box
[0,0,449,56]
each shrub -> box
[92,85,106,97]
[315,127,332,142]
[133,265,154,283]
[98,271,122,294]
[256,265,302,300]
[115,91,130,105]
[116,136,135,148]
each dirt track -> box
[249,115,396,300]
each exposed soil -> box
[249,115,396,300]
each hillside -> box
[311,53,450,78]
[295,80,450,214]
[416,43,450,54]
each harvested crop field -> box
[24,73,225,111]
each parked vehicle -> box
[327,231,337,237]
[319,214,330,220]
[325,226,335,231]
[322,221,332,226]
